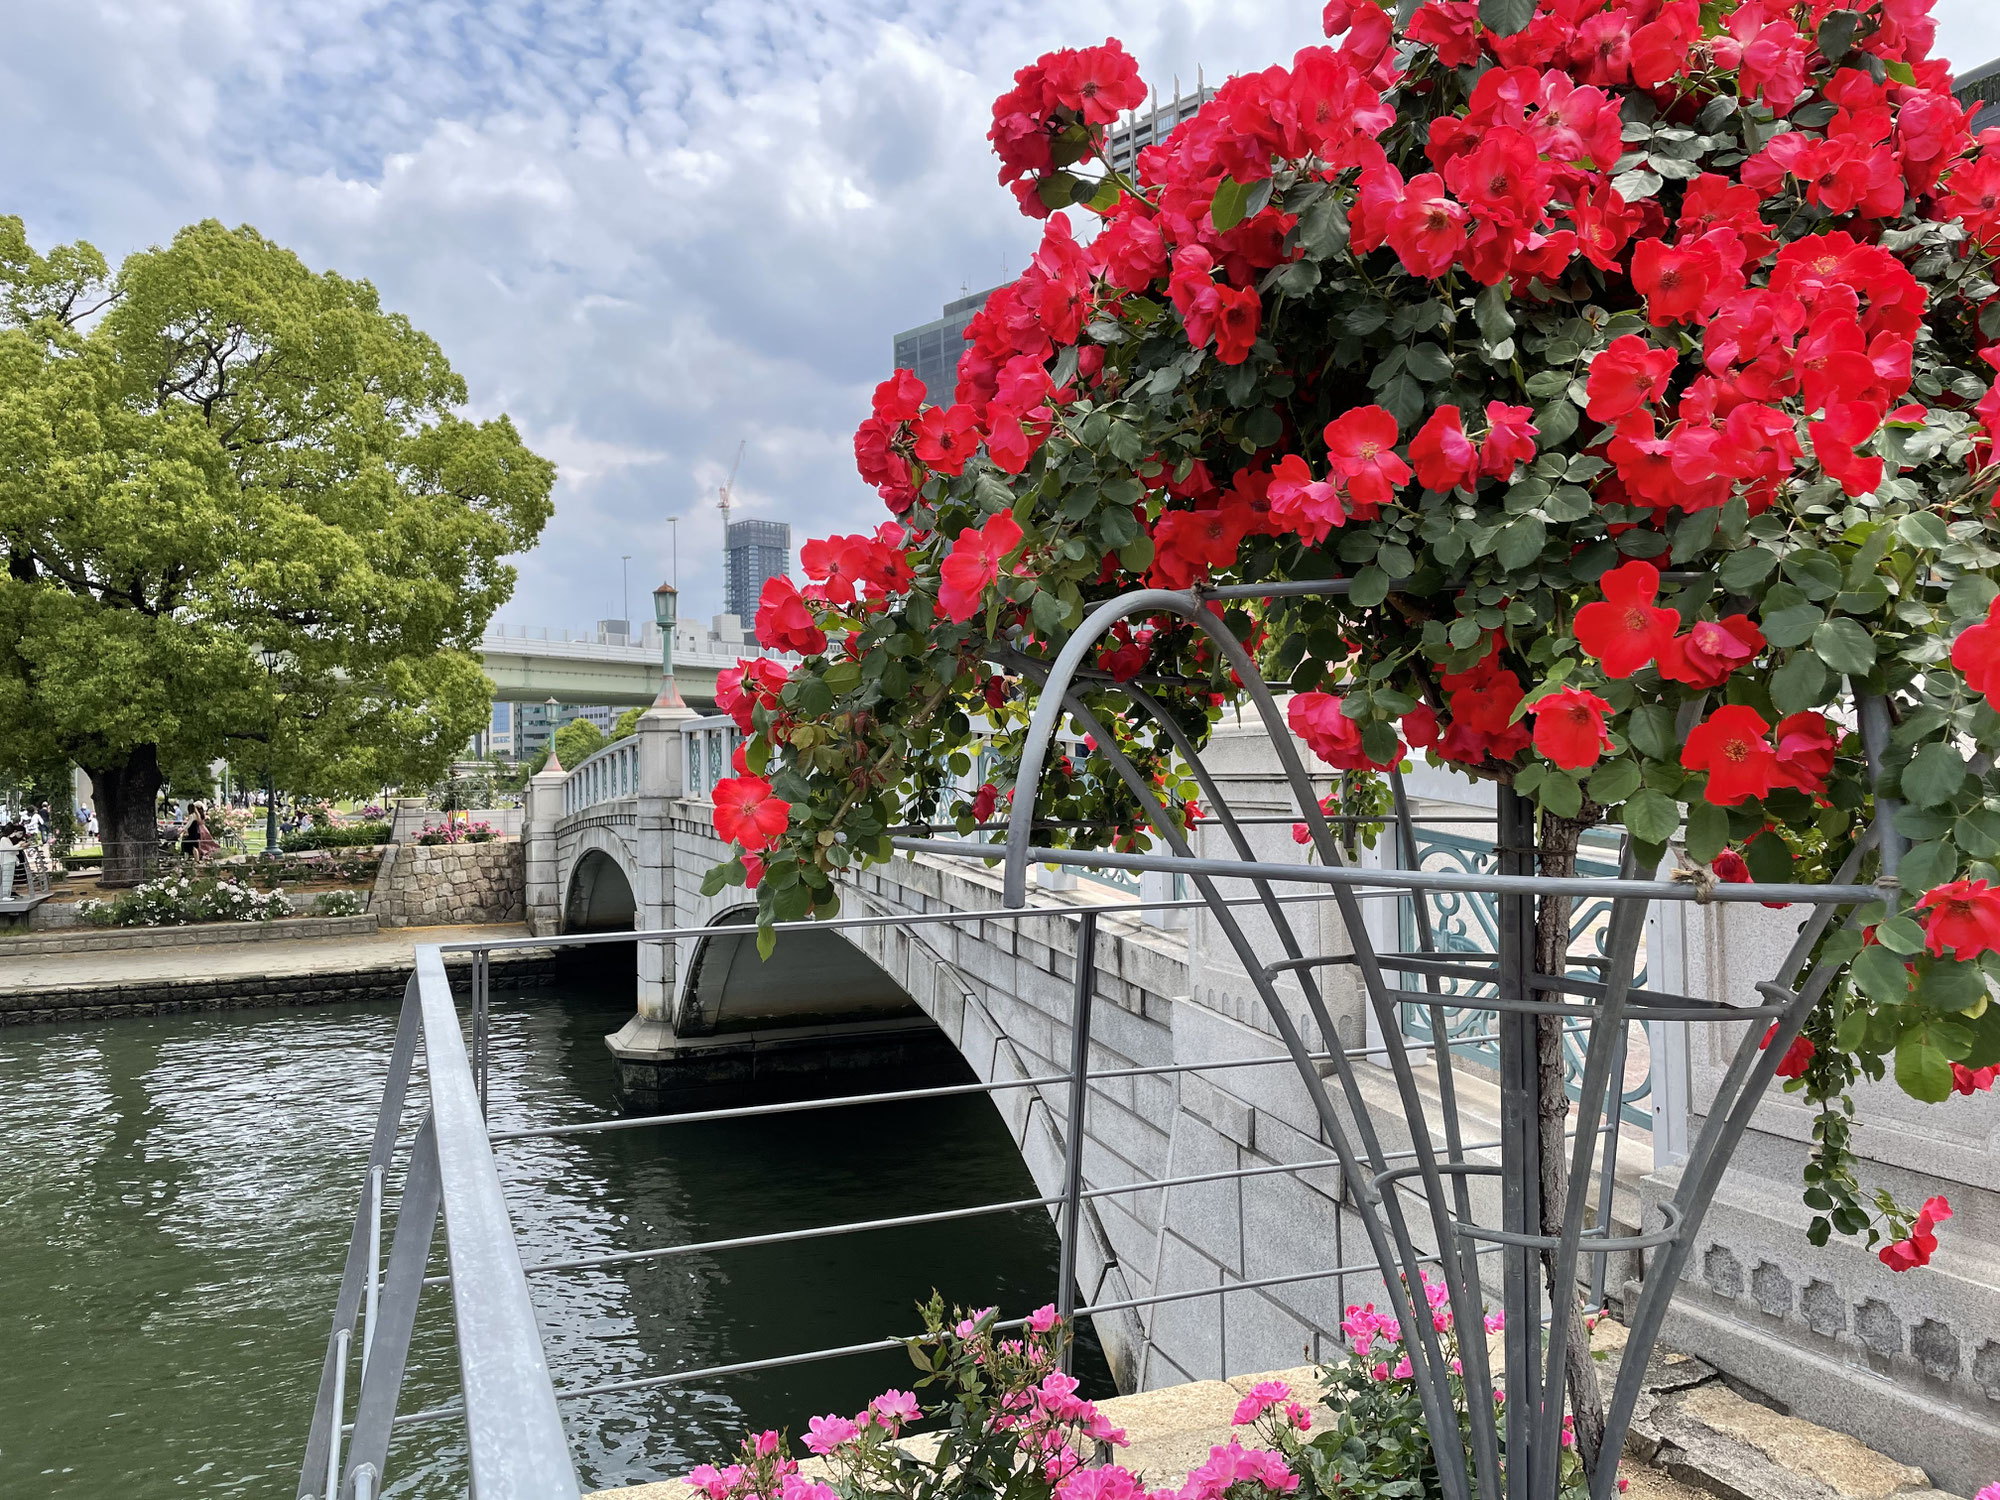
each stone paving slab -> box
[0,921,541,994]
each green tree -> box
[552,716,605,768]
[0,218,554,883]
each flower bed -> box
[414,820,497,846]
[77,875,291,928]
[278,822,390,852]
[680,1289,1592,1500]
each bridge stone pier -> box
[518,702,2000,1492]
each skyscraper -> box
[891,286,1002,406]
[725,518,792,620]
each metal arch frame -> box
[900,581,1894,1500]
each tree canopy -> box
[0,217,554,877]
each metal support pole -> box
[325,1327,350,1500]
[343,1117,445,1497]
[1495,785,1542,1500]
[362,1165,384,1380]
[474,950,490,1119]
[1057,910,1098,1372]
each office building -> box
[725,518,792,621]
[1104,79,1215,177]
[891,287,1003,406]
[1957,57,2000,130]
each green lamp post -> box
[652,581,685,708]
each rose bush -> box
[702,0,2000,1384]
[678,1293,1609,1500]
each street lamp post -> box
[652,581,685,708]
[259,648,280,856]
[621,555,632,636]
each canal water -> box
[0,983,1111,1497]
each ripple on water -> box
[0,985,1105,1498]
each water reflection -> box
[0,984,1108,1498]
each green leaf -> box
[1540,771,1583,818]
[1622,787,1680,844]
[823,659,862,695]
[1349,565,1392,608]
[1588,758,1642,806]
[1948,573,2000,619]
[1816,8,1860,61]
[1479,0,1535,35]
[1770,652,1828,717]
[1851,945,1913,1004]
[1873,913,1928,955]
[1781,547,1843,600]
[1406,343,1453,382]
[1210,175,1253,232]
[1532,399,1579,447]
[1914,955,1987,1013]
[1746,830,1793,883]
[1895,510,1951,551]
[1898,837,1959,895]
[1902,741,1968,809]
[1717,547,1778,592]
[1894,1031,1952,1102]
[756,923,778,961]
[1626,703,1677,762]
[1362,720,1402,766]
[1685,801,1730,863]
[1811,616,1876,675]
[1474,284,1515,345]
[1495,516,1546,571]
[1761,604,1822,649]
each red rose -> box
[1771,712,1838,796]
[1950,595,2000,707]
[1681,704,1777,805]
[1322,406,1411,511]
[1530,687,1614,770]
[1288,692,1402,771]
[1879,1196,1951,1272]
[1916,878,2000,961]
[1410,405,1479,493]
[1657,616,1763,689]
[712,775,791,852]
[1384,173,1468,278]
[1479,401,1538,478]
[1758,1020,1815,1080]
[1574,560,1678,679]
[753,576,828,656]
[1585,334,1677,422]
[938,511,1025,624]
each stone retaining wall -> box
[0,913,378,957]
[0,951,559,1027]
[372,839,525,927]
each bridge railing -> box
[562,737,642,817]
[302,840,1680,1496]
[679,713,742,803]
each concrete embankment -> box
[0,921,557,1026]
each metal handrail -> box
[306,812,1714,1495]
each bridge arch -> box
[674,904,924,1036]
[562,828,640,932]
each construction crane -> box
[718,440,745,615]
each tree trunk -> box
[1535,809,1608,1470]
[85,747,164,888]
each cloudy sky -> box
[6,2,2000,634]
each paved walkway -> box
[0,923,540,994]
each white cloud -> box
[3,0,1997,632]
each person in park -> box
[698,0,2000,1470]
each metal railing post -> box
[1056,909,1098,1372]
[325,1328,350,1500]
[474,949,491,1119]
[361,1165,384,1380]
[1495,784,1541,1500]
[342,1116,445,1496]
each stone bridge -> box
[516,702,2000,1489]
